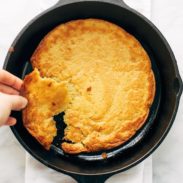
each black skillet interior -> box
[3,0,183,181]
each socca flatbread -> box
[22,19,155,153]
[21,69,68,149]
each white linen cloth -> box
[24,1,153,183]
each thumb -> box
[0,93,28,126]
[7,95,28,111]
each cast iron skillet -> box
[3,0,183,182]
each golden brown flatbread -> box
[22,19,155,153]
[21,69,68,149]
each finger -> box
[0,70,23,91]
[4,117,17,126]
[0,93,27,126]
[8,95,28,111]
[0,93,28,111]
[0,83,19,95]
[0,101,11,126]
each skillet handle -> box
[55,0,129,8]
[70,174,112,183]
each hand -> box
[0,70,27,126]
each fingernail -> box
[9,120,17,126]
[5,118,17,126]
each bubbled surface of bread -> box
[23,19,155,153]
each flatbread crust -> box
[22,19,155,153]
[21,69,68,149]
